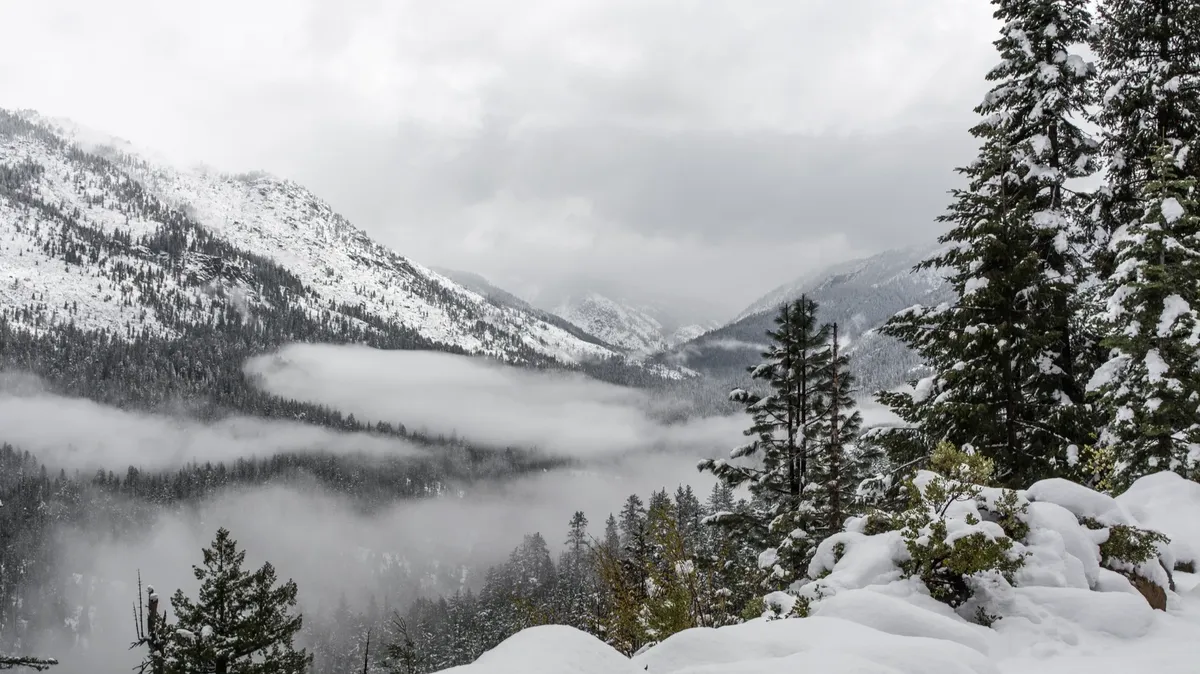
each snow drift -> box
[434,472,1200,673]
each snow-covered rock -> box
[1118,471,1200,570]
[435,473,1200,674]
[438,626,640,674]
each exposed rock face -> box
[1127,572,1168,611]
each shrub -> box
[894,443,1028,613]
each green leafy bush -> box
[892,443,1029,613]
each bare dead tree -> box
[130,572,167,674]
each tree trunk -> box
[828,323,842,533]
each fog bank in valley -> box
[10,347,750,673]
[0,373,426,472]
[244,344,747,458]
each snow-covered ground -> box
[437,472,1200,674]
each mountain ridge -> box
[0,109,660,367]
[0,109,685,426]
[658,244,951,395]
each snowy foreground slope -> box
[439,472,1200,674]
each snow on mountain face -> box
[663,244,952,394]
[553,293,718,357]
[736,244,945,321]
[0,110,627,367]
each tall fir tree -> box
[152,528,310,674]
[557,511,599,632]
[1088,0,1200,486]
[1091,0,1200,267]
[878,0,1098,487]
[699,297,832,590]
[1088,146,1200,484]
[808,323,871,538]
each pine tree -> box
[154,528,310,674]
[602,514,621,558]
[808,323,871,538]
[1087,0,1200,486]
[699,297,832,590]
[1089,146,1200,485]
[1091,0,1200,269]
[639,495,695,645]
[879,0,1098,487]
[672,486,704,557]
[557,512,598,632]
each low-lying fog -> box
[6,346,782,671]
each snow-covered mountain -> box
[553,293,719,357]
[660,244,952,394]
[0,110,645,370]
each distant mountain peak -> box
[553,293,719,357]
[663,243,951,393]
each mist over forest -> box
[1,345,761,672]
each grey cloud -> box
[429,121,982,245]
[0,0,1001,316]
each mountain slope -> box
[0,110,686,425]
[0,110,642,367]
[431,267,619,352]
[660,245,952,395]
[554,293,719,356]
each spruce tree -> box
[879,0,1098,486]
[808,323,871,538]
[1087,0,1200,486]
[153,528,310,674]
[699,297,832,590]
[558,512,598,632]
[1091,0,1200,265]
[1089,146,1200,484]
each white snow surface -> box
[0,111,651,368]
[439,473,1200,674]
[554,293,717,356]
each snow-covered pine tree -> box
[1086,0,1200,487]
[699,296,831,590]
[639,494,695,645]
[879,0,1098,487]
[1088,146,1200,485]
[808,323,871,538]
[155,527,310,674]
[557,511,599,632]
[1090,0,1200,271]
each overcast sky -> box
[0,0,1000,321]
